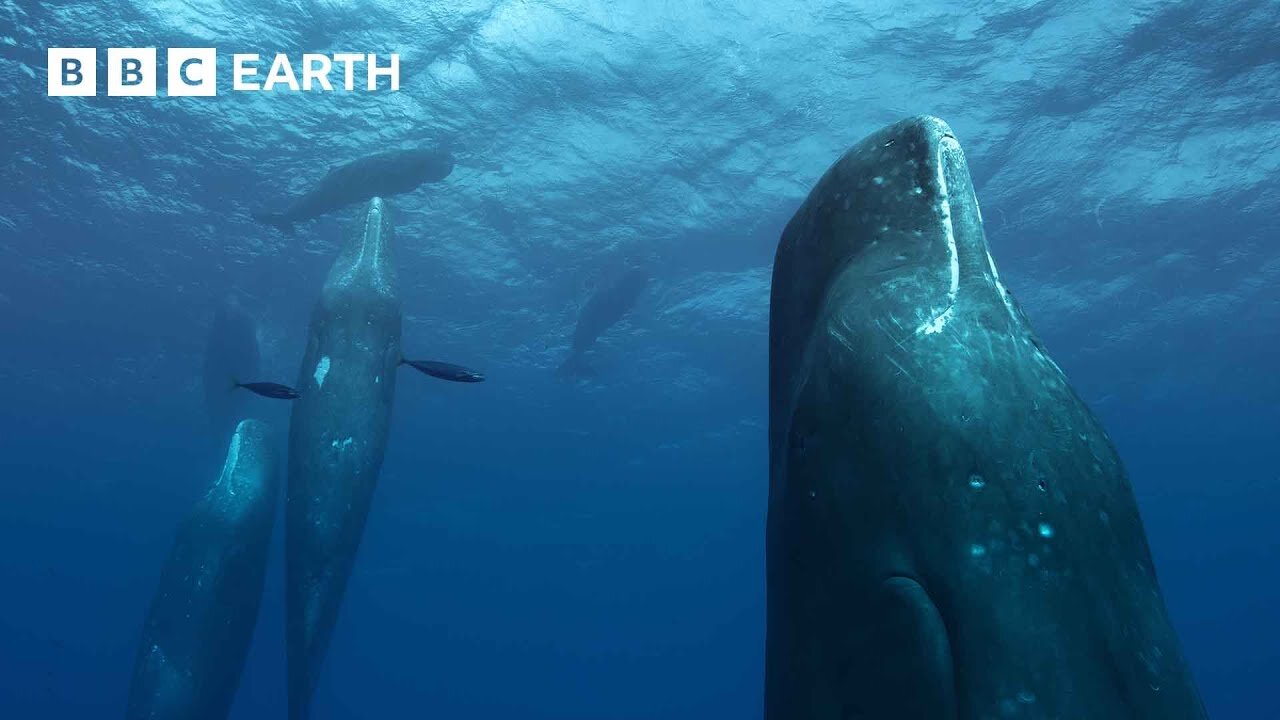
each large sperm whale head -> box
[766,115,1209,720]
[769,116,1005,418]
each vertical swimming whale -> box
[125,419,279,720]
[286,197,400,719]
[767,116,1206,719]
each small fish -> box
[400,359,485,383]
[232,380,301,400]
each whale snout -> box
[360,196,391,253]
[880,114,956,149]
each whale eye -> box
[882,139,895,147]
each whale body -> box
[253,148,454,235]
[285,197,401,718]
[766,116,1206,719]
[125,419,279,720]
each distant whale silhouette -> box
[252,147,454,235]
[558,266,649,377]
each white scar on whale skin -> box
[916,136,961,337]
[984,249,1019,322]
[314,356,331,388]
[209,425,244,498]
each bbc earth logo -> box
[46,48,401,97]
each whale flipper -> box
[125,419,279,720]
[856,577,957,719]
[766,116,1207,719]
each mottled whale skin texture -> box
[766,116,1207,720]
[286,197,400,719]
[253,147,453,234]
[125,419,279,720]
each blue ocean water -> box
[0,0,1277,718]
